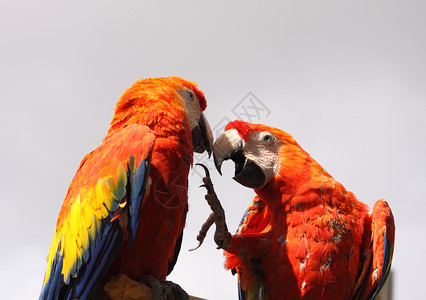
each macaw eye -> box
[186,89,195,101]
[260,133,273,144]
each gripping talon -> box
[200,184,213,194]
[194,164,231,251]
[189,212,215,251]
[196,163,210,177]
[189,242,202,252]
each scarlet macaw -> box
[40,77,213,299]
[198,120,394,300]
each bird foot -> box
[194,164,230,250]
[189,212,215,251]
[138,275,189,300]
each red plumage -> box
[40,77,212,299]
[214,121,395,300]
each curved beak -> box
[213,129,244,175]
[192,112,213,157]
[213,129,266,189]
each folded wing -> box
[40,124,155,300]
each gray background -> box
[1,1,425,299]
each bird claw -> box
[195,163,210,177]
[194,164,230,250]
[188,212,215,251]
[138,275,189,300]
[188,242,202,252]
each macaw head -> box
[213,120,313,190]
[109,76,213,155]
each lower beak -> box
[213,129,266,189]
[191,112,213,156]
[233,157,267,189]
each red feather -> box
[223,121,395,300]
[40,77,208,299]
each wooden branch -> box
[104,274,206,300]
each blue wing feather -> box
[43,252,64,300]
[128,159,150,246]
[40,207,124,299]
[72,220,123,299]
[368,232,394,300]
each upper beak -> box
[213,129,244,175]
[213,129,266,189]
[191,112,213,156]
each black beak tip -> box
[217,167,223,176]
[191,118,212,157]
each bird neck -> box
[106,99,191,142]
[255,156,335,224]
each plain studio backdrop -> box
[1,1,425,299]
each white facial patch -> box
[178,88,202,129]
[244,131,281,182]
